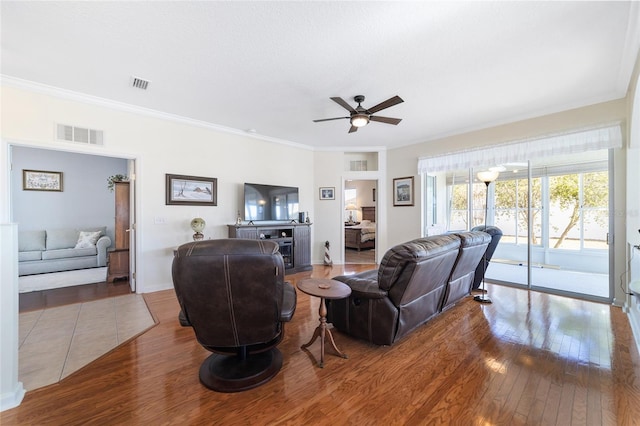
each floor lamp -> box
[474,170,499,304]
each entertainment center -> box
[227,222,312,273]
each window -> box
[494,177,542,246]
[548,170,608,250]
[447,171,469,231]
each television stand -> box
[228,223,312,273]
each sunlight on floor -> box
[487,261,609,298]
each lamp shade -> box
[477,170,499,183]
[191,217,206,232]
[345,203,357,211]
[350,114,369,128]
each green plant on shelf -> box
[107,174,129,192]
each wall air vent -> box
[56,124,104,145]
[131,76,150,90]
[350,160,368,171]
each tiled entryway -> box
[19,294,155,391]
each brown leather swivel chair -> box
[172,239,296,392]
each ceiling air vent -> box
[131,76,150,90]
[56,124,104,145]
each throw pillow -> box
[74,231,102,249]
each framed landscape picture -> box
[166,174,217,206]
[393,176,414,206]
[23,169,63,192]
[319,187,335,200]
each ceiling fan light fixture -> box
[350,114,369,128]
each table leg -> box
[300,296,347,368]
[325,327,348,360]
[301,325,321,349]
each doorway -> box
[10,144,138,292]
[9,142,139,393]
[344,179,377,264]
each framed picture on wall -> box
[319,187,335,200]
[166,174,217,206]
[23,169,63,192]
[393,176,414,206]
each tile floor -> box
[19,294,155,391]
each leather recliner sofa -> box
[326,231,491,346]
[470,225,503,290]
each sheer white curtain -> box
[417,123,623,174]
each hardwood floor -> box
[3,264,640,425]
[344,247,376,264]
[19,280,132,312]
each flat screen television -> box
[244,183,299,222]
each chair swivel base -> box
[199,348,283,392]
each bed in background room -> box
[345,206,376,251]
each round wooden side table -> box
[297,278,352,368]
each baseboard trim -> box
[0,382,25,412]
[627,301,640,356]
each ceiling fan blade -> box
[366,95,404,114]
[370,116,402,125]
[313,116,350,122]
[331,97,357,113]
[348,125,358,133]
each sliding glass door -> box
[527,152,610,298]
[428,149,611,301]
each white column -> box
[0,224,25,411]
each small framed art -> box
[23,169,63,192]
[393,176,414,206]
[166,174,217,206]
[319,187,335,200]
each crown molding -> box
[0,75,314,151]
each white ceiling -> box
[1,1,639,150]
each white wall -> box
[625,54,640,353]
[1,84,314,294]
[313,151,345,264]
[313,150,387,265]
[0,224,24,411]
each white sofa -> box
[18,226,112,276]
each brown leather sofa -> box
[326,231,491,346]
[172,238,296,392]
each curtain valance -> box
[417,123,623,174]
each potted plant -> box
[107,174,129,192]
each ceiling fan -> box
[313,95,404,133]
